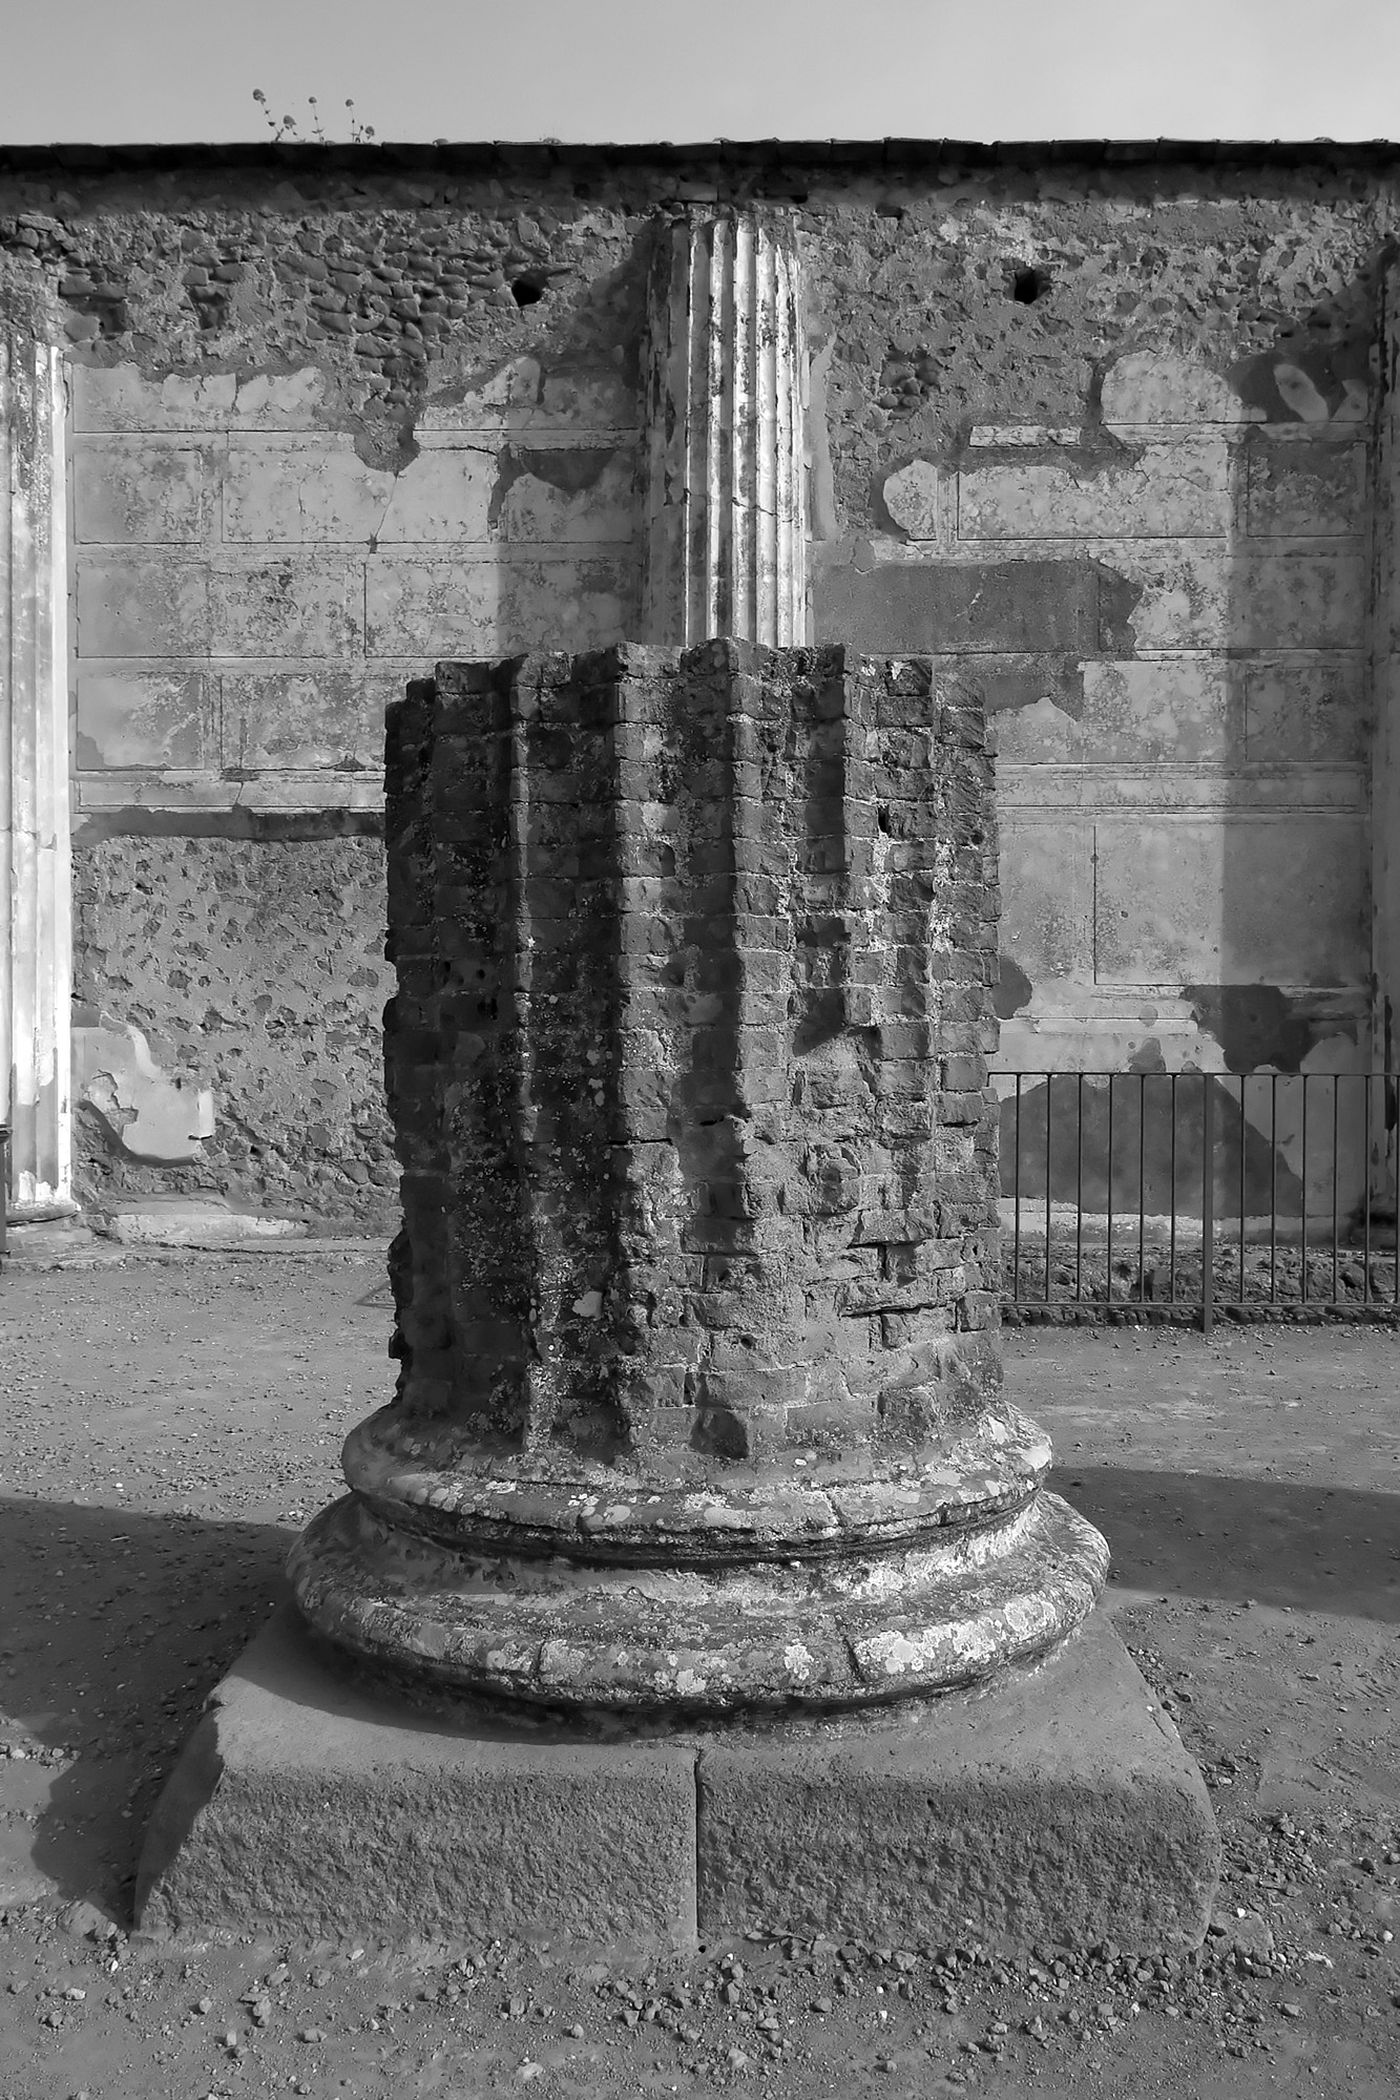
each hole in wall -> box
[1010,264,1052,305]
[510,274,549,308]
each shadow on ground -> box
[1054,1465,1400,1619]
[0,1497,292,1913]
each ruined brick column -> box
[290,642,1108,1710]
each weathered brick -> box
[380,645,1002,1458]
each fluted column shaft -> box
[0,333,72,1215]
[642,208,809,649]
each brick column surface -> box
[290,643,1108,1713]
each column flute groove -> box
[0,332,72,1217]
[643,206,809,650]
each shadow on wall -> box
[1215,324,1377,1207]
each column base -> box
[290,1487,1107,1712]
[136,1600,1218,1955]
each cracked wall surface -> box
[71,831,396,1226]
[0,143,1394,1219]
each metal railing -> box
[998,1071,1400,1328]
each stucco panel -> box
[999,822,1096,984]
[208,556,358,658]
[1244,658,1368,762]
[956,437,1231,542]
[1245,440,1367,538]
[73,437,209,543]
[221,434,401,544]
[77,555,211,656]
[1094,815,1368,987]
[364,553,636,657]
[220,672,384,772]
[75,671,210,771]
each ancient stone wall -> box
[72,829,396,1226]
[0,143,1393,1220]
[801,174,1379,1219]
[0,155,650,1218]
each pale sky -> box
[2,0,1398,145]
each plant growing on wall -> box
[251,90,377,142]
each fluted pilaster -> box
[642,208,809,648]
[0,334,72,1215]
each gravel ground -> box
[0,1252,1397,2100]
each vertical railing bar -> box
[1169,1072,1178,1304]
[1106,1075,1115,1309]
[1385,1075,1393,1302]
[1301,1078,1308,1306]
[1044,1075,1053,1305]
[1201,1073,1215,1335]
[1332,1075,1340,1306]
[1363,1073,1372,1307]
[1083,1075,1091,1302]
[1236,1074,1246,1306]
[1269,1073,1278,1305]
[1013,1074,1022,1306]
[1138,1072,1147,1307]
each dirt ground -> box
[0,1251,1397,2100]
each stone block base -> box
[136,1603,1218,1957]
[696,1608,1220,1952]
[135,1602,700,1953]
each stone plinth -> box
[290,643,1108,1711]
[137,1600,1218,1954]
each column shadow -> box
[0,1496,291,1915]
[1054,1463,1400,1620]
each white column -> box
[0,332,73,1215]
[642,206,810,649]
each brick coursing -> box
[385,642,1002,1473]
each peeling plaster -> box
[486,442,619,529]
[75,1015,215,1163]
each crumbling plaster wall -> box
[0,145,1393,1221]
[72,829,395,1226]
[801,164,1387,1216]
[1,149,654,1221]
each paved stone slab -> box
[135,1601,698,1952]
[695,1612,1219,1954]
